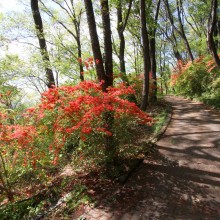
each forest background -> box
[0,0,220,218]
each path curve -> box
[76,95,220,220]
[157,95,220,201]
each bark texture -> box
[140,0,151,110]
[149,0,161,102]
[31,0,55,88]
[117,0,133,84]
[84,0,107,90]
[164,0,194,61]
[207,0,220,68]
[101,0,113,87]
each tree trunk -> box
[176,0,194,61]
[75,10,84,81]
[100,0,116,166]
[101,0,113,88]
[207,0,220,68]
[173,48,183,61]
[172,30,183,61]
[149,0,161,102]
[117,0,133,84]
[163,25,183,62]
[84,0,107,90]
[213,21,219,49]
[41,1,84,81]
[149,36,157,102]
[140,0,151,111]
[164,0,194,62]
[117,6,127,82]
[31,0,55,88]
[84,0,116,167]
[77,38,84,81]
[73,6,84,81]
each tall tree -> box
[117,0,133,84]
[207,0,220,68]
[164,0,194,61]
[84,0,107,91]
[149,0,161,102]
[100,0,115,165]
[161,24,183,62]
[140,0,151,110]
[40,0,84,81]
[84,0,116,166]
[101,0,113,87]
[31,0,55,88]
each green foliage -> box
[0,199,34,220]
[0,81,152,205]
[172,56,220,108]
[152,109,169,135]
[175,62,210,97]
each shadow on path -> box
[76,96,220,220]
[76,153,220,220]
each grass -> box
[199,95,220,109]
[152,107,171,137]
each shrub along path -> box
[72,95,220,219]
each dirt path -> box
[76,96,220,220]
[157,96,220,201]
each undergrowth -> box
[171,56,220,109]
[0,99,170,220]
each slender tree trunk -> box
[31,0,55,88]
[173,48,183,61]
[163,25,183,62]
[117,4,126,75]
[75,13,84,81]
[101,0,113,87]
[149,0,161,102]
[140,0,151,110]
[84,0,116,167]
[149,37,157,101]
[84,0,107,90]
[159,41,163,94]
[164,0,194,62]
[100,0,116,166]
[172,30,183,61]
[213,22,219,49]
[77,38,84,81]
[161,42,169,94]
[207,0,220,68]
[176,0,194,61]
[117,0,133,84]
[217,19,220,49]
[73,7,84,81]
[40,1,84,81]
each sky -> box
[0,0,30,56]
[0,0,41,103]
[0,0,15,11]
[0,0,22,13]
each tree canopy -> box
[0,0,220,213]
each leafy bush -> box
[0,81,153,202]
[171,56,220,107]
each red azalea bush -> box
[171,56,220,101]
[0,81,153,201]
[30,81,153,163]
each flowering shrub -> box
[171,56,220,99]
[0,81,153,201]
[31,81,153,162]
